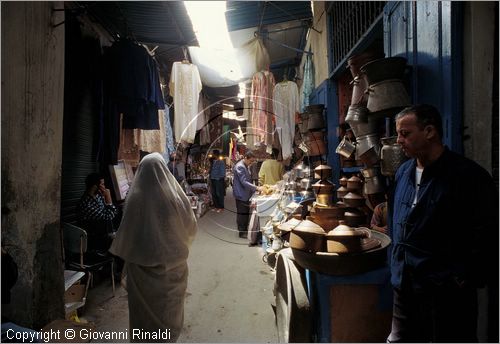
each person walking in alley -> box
[232,150,264,238]
[109,153,197,343]
[387,104,498,342]
[209,150,226,212]
[258,148,284,186]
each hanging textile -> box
[100,39,165,165]
[301,54,315,112]
[243,83,255,149]
[169,62,202,144]
[251,71,275,145]
[118,114,140,165]
[163,106,176,157]
[273,81,300,160]
[134,110,166,154]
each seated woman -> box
[77,173,118,253]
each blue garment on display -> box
[162,106,176,161]
[301,53,315,112]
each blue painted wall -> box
[384,1,463,153]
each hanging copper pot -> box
[335,135,356,158]
[307,112,326,131]
[380,136,408,177]
[350,76,369,105]
[366,79,410,113]
[363,175,386,195]
[360,56,407,85]
[298,113,310,134]
[345,105,378,138]
[306,137,327,156]
[347,50,385,78]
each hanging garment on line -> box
[106,39,165,129]
[301,54,315,113]
[251,71,275,145]
[273,81,300,160]
[169,62,202,144]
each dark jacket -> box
[389,147,498,290]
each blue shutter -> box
[384,1,463,153]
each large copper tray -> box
[291,230,391,276]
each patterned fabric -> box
[77,193,117,221]
[251,71,275,145]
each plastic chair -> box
[62,222,115,297]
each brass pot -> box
[289,220,326,253]
[343,192,366,208]
[316,194,335,207]
[339,176,348,187]
[336,186,350,199]
[346,176,363,191]
[360,166,380,178]
[314,164,333,180]
[308,215,340,232]
[311,204,345,219]
[326,224,377,253]
[277,218,303,232]
[363,175,386,195]
[312,180,335,194]
[344,209,367,227]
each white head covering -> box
[110,153,197,267]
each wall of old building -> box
[1,1,66,328]
[462,1,497,175]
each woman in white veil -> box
[110,152,197,342]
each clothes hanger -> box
[181,46,190,64]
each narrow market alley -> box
[80,189,278,343]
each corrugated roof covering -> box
[225,1,312,32]
[79,1,198,73]
[82,1,197,46]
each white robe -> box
[273,81,300,160]
[110,153,197,342]
[169,62,202,144]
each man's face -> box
[396,113,430,158]
[245,157,256,166]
